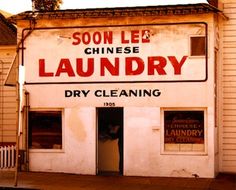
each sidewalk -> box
[0,171,235,190]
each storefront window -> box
[164,110,205,152]
[29,111,62,149]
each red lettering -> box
[168,56,188,74]
[38,55,187,79]
[103,31,113,44]
[76,58,94,77]
[72,31,113,45]
[55,59,75,77]
[93,32,102,45]
[122,30,150,44]
[126,57,144,75]
[121,31,129,44]
[142,30,150,43]
[148,56,167,75]
[82,32,91,45]
[100,58,119,76]
[72,32,81,45]
[39,59,54,77]
[131,30,139,43]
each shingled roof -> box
[0,13,16,45]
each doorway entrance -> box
[97,107,123,175]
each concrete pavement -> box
[0,171,235,190]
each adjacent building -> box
[0,13,17,146]
[218,0,236,173]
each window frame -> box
[29,108,65,153]
[189,35,207,57]
[161,108,207,155]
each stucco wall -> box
[29,107,96,174]
[18,12,217,177]
[124,107,215,177]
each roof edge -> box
[11,3,221,21]
[0,13,16,33]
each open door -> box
[97,107,123,175]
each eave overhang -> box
[11,3,221,21]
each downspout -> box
[14,18,36,187]
[25,91,30,171]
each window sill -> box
[29,148,65,153]
[161,150,207,156]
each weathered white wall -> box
[124,107,215,178]
[19,13,217,177]
[29,107,96,174]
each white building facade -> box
[13,3,221,177]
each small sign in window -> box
[190,36,206,56]
[164,110,205,152]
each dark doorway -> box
[97,107,123,175]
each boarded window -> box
[29,111,62,149]
[190,36,206,56]
[164,110,205,152]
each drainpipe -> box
[25,91,30,171]
[13,15,36,187]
